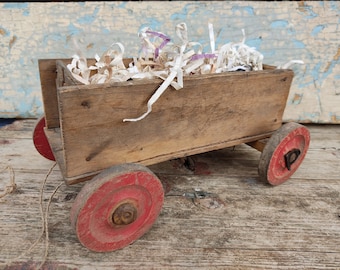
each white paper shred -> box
[276,60,304,69]
[67,23,302,122]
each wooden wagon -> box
[33,59,310,252]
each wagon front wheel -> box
[70,163,164,252]
[258,122,310,185]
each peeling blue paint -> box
[3,3,28,9]
[23,10,29,16]
[263,50,275,57]
[214,29,224,48]
[139,18,162,32]
[302,5,318,19]
[297,64,317,89]
[18,98,34,114]
[170,3,205,21]
[231,6,255,16]
[270,20,289,29]
[42,33,63,46]
[311,25,325,36]
[118,2,128,8]
[303,112,321,119]
[246,37,262,49]
[19,58,25,66]
[68,23,82,36]
[291,94,303,105]
[102,28,110,35]
[0,1,339,122]
[292,39,305,49]
[171,9,189,21]
[3,2,30,16]
[320,57,340,83]
[77,6,100,24]
[299,56,339,91]
[46,33,64,42]
[312,62,322,82]
[287,27,296,35]
[0,26,10,37]
[329,1,339,11]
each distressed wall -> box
[0,1,339,123]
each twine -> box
[3,162,64,270]
[0,166,16,198]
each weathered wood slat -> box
[38,59,61,129]
[52,61,293,180]
[1,120,340,269]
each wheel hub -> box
[112,202,137,226]
[284,148,301,171]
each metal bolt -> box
[112,203,137,226]
[284,149,301,171]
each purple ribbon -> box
[191,53,217,61]
[146,30,171,59]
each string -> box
[3,162,64,270]
[0,165,16,198]
[37,179,64,269]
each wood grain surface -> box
[47,60,292,182]
[0,120,339,269]
[2,2,340,123]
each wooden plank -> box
[56,67,293,179]
[2,2,340,123]
[38,58,93,129]
[1,120,340,269]
[57,66,290,130]
[38,58,140,129]
[38,59,60,129]
[44,128,95,185]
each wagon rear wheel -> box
[70,163,164,252]
[32,116,55,161]
[259,122,310,185]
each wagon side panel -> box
[57,69,293,181]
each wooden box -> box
[38,59,294,185]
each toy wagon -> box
[33,59,310,252]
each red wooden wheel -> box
[258,122,310,186]
[32,116,55,161]
[70,163,164,252]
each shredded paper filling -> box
[67,23,303,122]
